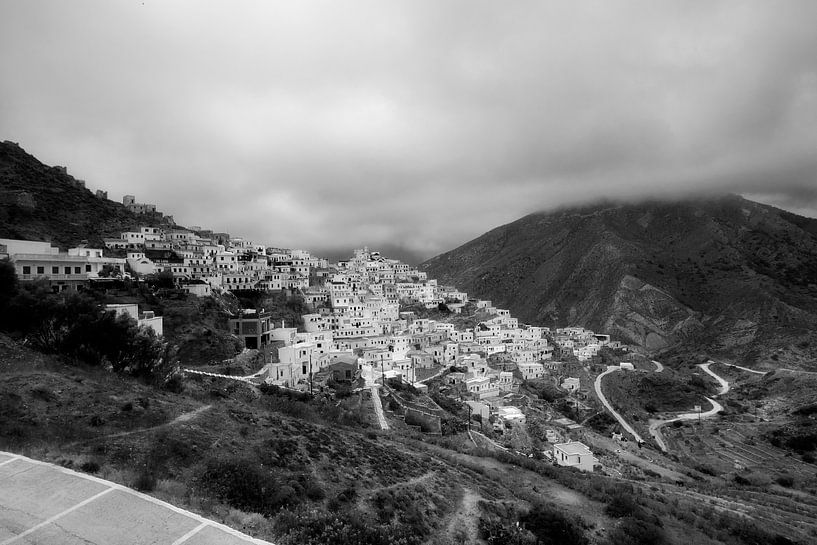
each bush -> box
[733,474,751,485]
[605,492,642,519]
[273,506,423,545]
[305,482,326,501]
[479,518,537,545]
[776,475,794,487]
[519,503,588,545]
[132,469,157,492]
[695,464,718,476]
[1,285,168,382]
[80,460,101,473]
[197,456,295,516]
[607,517,667,545]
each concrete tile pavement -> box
[0,452,274,545]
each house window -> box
[74,267,81,274]
[52,266,59,274]
[37,266,44,274]
[86,265,92,272]
[64,266,71,274]
[23,266,31,275]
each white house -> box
[105,303,163,337]
[553,441,597,472]
[561,377,580,393]
[517,362,545,380]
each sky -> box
[1,1,816,264]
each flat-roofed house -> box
[553,441,597,472]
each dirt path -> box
[370,386,390,430]
[103,404,213,440]
[442,488,481,545]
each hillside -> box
[421,196,817,368]
[3,333,812,545]
[0,140,171,249]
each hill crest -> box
[0,140,174,250]
[421,195,817,367]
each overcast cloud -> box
[1,1,816,263]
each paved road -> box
[370,386,390,430]
[711,360,767,376]
[0,452,273,545]
[700,362,729,395]
[593,366,645,443]
[648,396,724,452]
[648,363,729,452]
[776,368,817,375]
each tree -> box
[2,284,166,382]
[0,259,18,310]
[98,264,116,278]
[148,269,175,289]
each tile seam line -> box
[170,521,208,545]
[0,487,114,545]
[0,457,21,467]
[0,451,273,544]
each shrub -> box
[305,482,326,501]
[89,415,105,427]
[197,456,294,516]
[695,464,718,476]
[273,506,422,545]
[479,517,537,545]
[519,503,588,545]
[606,493,642,519]
[733,474,751,485]
[607,517,668,545]
[80,460,101,473]
[776,475,794,487]
[132,469,157,492]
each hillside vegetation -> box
[2,333,811,545]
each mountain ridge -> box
[421,195,817,367]
[0,140,173,250]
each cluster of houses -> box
[3,228,616,471]
[0,238,128,292]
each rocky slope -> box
[0,140,171,250]
[422,196,817,367]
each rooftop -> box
[554,441,593,456]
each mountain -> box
[421,195,817,367]
[0,140,171,250]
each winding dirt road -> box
[593,366,645,443]
[648,362,729,452]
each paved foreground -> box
[0,451,273,545]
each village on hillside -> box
[2,206,646,474]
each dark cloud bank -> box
[1,1,815,263]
